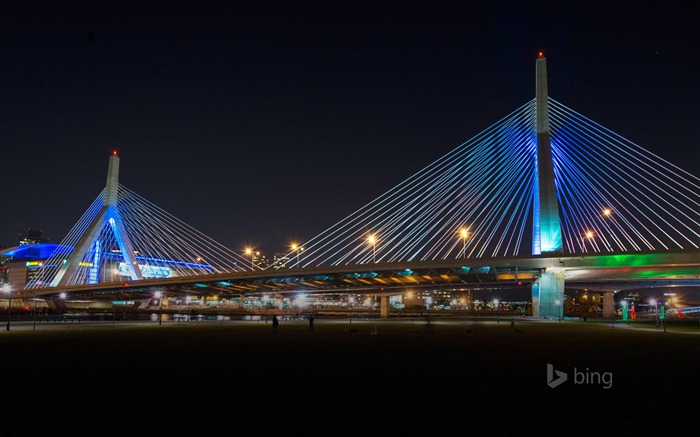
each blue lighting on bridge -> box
[105,253,213,270]
[119,262,171,279]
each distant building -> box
[19,229,49,246]
[254,253,270,269]
[272,252,291,269]
[0,243,65,288]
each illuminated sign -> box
[118,262,171,279]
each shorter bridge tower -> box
[50,151,143,287]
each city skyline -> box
[2,2,699,254]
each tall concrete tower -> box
[531,53,565,318]
[533,52,562,254]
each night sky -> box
[2,1,699,256]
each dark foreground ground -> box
[1,317,699,436]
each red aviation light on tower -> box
[538,51,544,58]
[112,150,118,156]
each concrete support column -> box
[532,268,564,319]
[380,296,390,318]
[602,291,615,318]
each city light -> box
[245,247,256,270]
[458,227,469,258]
[367,234,377,263]
[291,243,304,267]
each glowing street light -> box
[245,248,257,270]
[59,292,67,316]
[367,234,377,263]
[459,228,469,259]
[291,243,304,268]
[582,231,594,251]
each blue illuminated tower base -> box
[532,269,564,319]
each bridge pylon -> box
[50,151,143,287]
[532,53,564,318]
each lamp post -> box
[155,291,163,325]
[291,243,304,268]
[245,248,253,270]
[2,284,12,331]
[245,248,258,270]
[493,299,499,324]
[459,228,469,259]
[650,299,659,329]
[367,234,377,263]
[601,208,617,251]
[582,231,594,251]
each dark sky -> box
[2,1,699,255]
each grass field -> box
[2,318,698,435]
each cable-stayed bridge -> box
[19,54,700,318]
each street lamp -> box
[155,291,163,325]
[2,284,12,331]
[459,228,469,258]
[650,298,659,329]
[245,248,256,270]
[59,292,66,316]
[582,231,594,251]
[291,243,304,268]
[367,234,377,263]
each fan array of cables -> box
[28,184,252,288]
[28,96,700,283]
[288,98,700,268]
[550,99,700,253]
